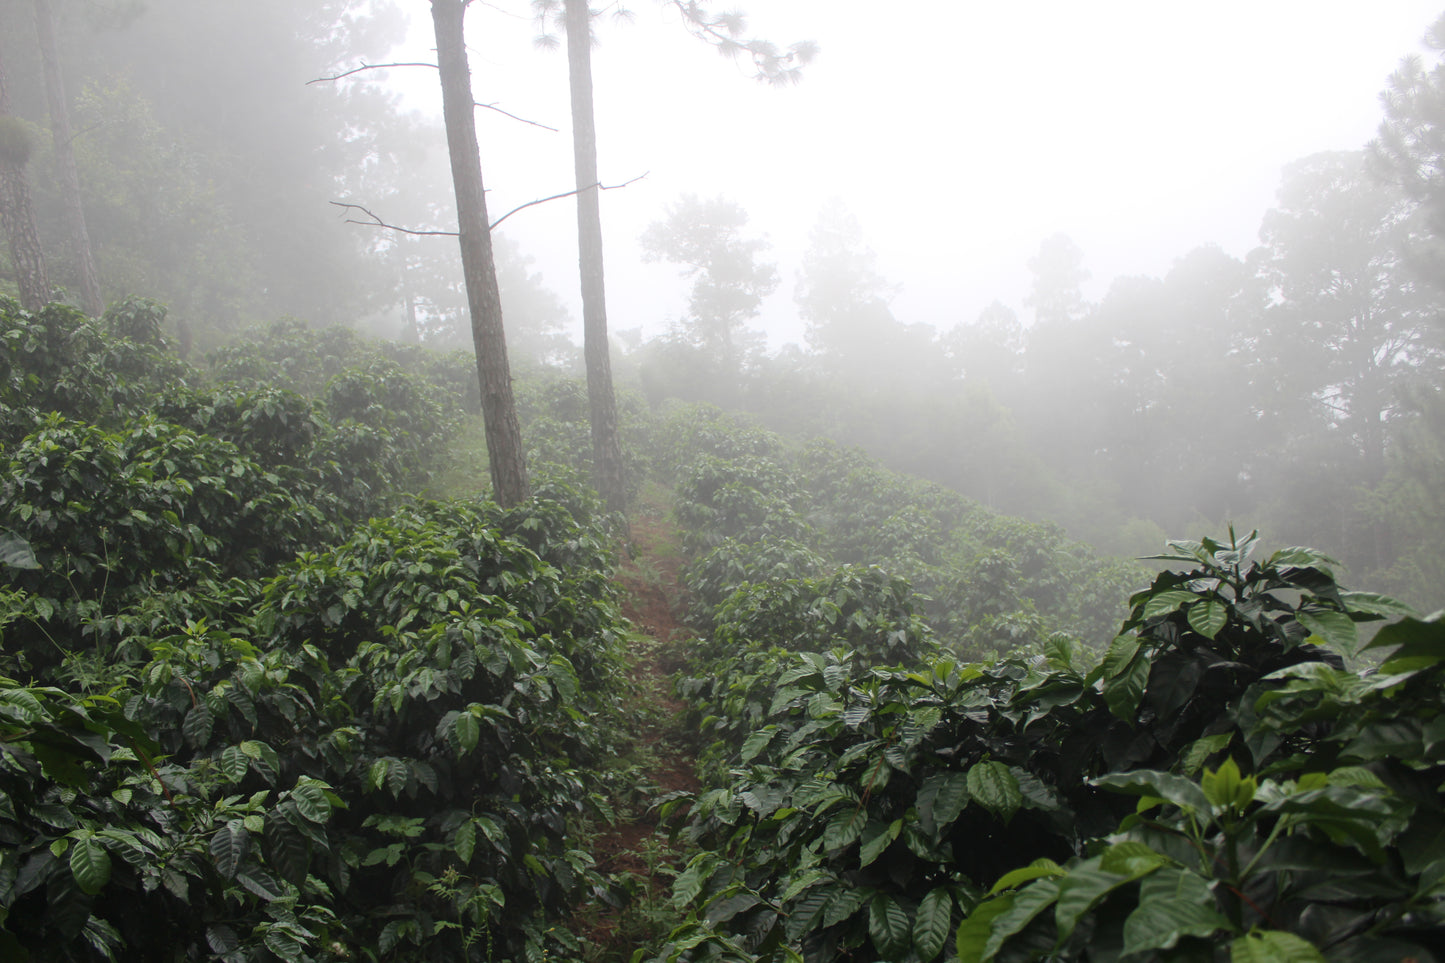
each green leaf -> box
[1367,615,1445,668]
[378,921,404,955]
[289,779,332,824]
[784,884,832,942]
[263,929,304,961]
[1268,546,1339,571]
[917,771,969,833]
[705,887,759,924]
[1230,929,1326,962]
[453,820,476,863]
[219,745,248,783]
[454,712,480,755]
[980,879,1061,959]
[1103,650,1150,720]
[780,869,828,905]
[1187,599,1228,639]
[240,740,279,785]
[868,893,910,958]
[1102,634,1141,678]
[237,868,284,902]
[69,835,111,895]
[823,884,870,927]
[1121,869,1229,955]
[990,858,1066,895]
[1201,757,1255,811]
[1296,609,1357,654]
[740,726,778,763]
[1143,590,1200,620]
[1099,841,1168,877]
[210,821,250,879]
[673,854,715,911]
[957,894,1016,963]
[1181,733,1233,776]
[913,887,953,961]
[263,815,310,885]
[858,819,902,868]
[182,702,213,748]
[1339,591,1416,619]
[1054,858,1132,943]
[369,757,408,797]
[1091,770,1211,813]
[821,809,865,854]
[967,761,1022,822]
[206,925,239,956]
[0,532,39,569]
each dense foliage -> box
[645,406,1142,660]
[1,298,1441,962]
[655,458,1441,963]
[0,297,633,961]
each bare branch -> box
[307,61,437,85]
[475,101,559,132]
[489,171,649,231]
[331,175,647,238]
[330,201,458,237]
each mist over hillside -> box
[2,7,1445,958]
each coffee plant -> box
[0,300,634,961]
[655,446,1434,963]
[3,297,1439,963]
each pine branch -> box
[330,201,458,236]
[488,171,648,230]
[476,101,559,131]
[330,172,646,237]
[307,61,438,85]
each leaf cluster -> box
[649,422,1433,962]
[0,305,635,961]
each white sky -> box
[381,1,1443,349]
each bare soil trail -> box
[575,498,702,959]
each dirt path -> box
[575,501,702,959]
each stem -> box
[1222,818,1244,929]
[1238,815,1289,880]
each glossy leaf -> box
[1103,650,1150,720]
[990,858,1066,895]
[69,835,110,895]
[957,894,1017,963]
[210,821,250,879]
[289,779,331,824]
[1092,770,1211,813]
[1121,869,1229,954]
[968,761,1022,822]
[1230,929,1326,962]
[917,771,970,833]
[1187,599,1228,639]
[868,893,911,958]
[1144,590,1201,620]
[913,886,953,960]
[858,819,902,868]
[1297,609,1357,653]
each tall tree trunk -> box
[430,0,529,507]
[0,45,49,312]
[34,0,101,316]
[563,0,626,517]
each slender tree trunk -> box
[34,0,101,316]
[430,0,529,507]
[564,0,627,517]
[0,45,49,312]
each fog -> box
[2,0,1444,610]
[377,1,1441,348]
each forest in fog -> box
[3,1,1442,606]
[2,2,1445,961]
